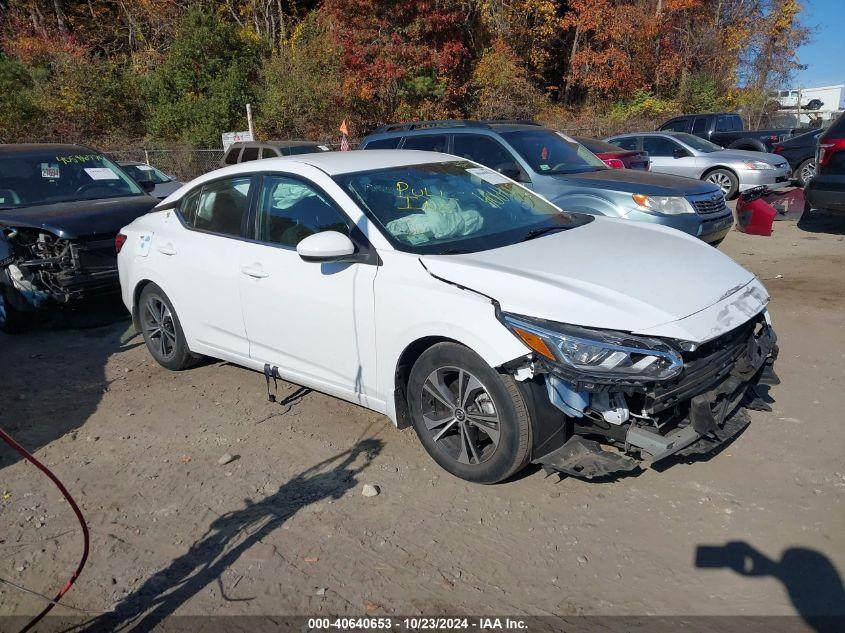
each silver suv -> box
[360,121,735,246]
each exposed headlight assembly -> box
[631,194,695,215]
[499,312,683,386]
[742,160,774,170]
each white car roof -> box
[157,150,459,208]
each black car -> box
[658,112,792,152]
[805,112,845,216]
[0,144,159,332]
[772,127,824,186]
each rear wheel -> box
[704,168,739,199]
[407,342,532,484]
[795,158,816,187]
[138,283,195,370]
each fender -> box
[551,192,620,217]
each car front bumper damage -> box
[529,316,778,480]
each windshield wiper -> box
[520,226,567,242]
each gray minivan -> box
[360,121,735,245]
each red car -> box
[575,137,650,170]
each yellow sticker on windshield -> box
[395,181,430,210]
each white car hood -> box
[421,217,769,344]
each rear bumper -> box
[805,178,845,213]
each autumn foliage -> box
[0,0,810,145]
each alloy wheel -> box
[800,161,816,184]
[142,295,177,361]
[420,366,501,465]
[706,172,733,195]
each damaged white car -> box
[117,151,778,483]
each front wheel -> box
[407,342,532,484]
[138,283,195,370]
[704,168,739,199]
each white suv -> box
[117,150,778,484]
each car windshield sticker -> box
[466,167,511,185]
[136,165,153,171]
[84,167,120,180]
[40,164,61,179]
[318,145,330,151]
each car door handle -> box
[157,243,177,256]
[241,266,269,279]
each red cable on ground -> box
[0,426,90,633]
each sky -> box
[793,0,845,88]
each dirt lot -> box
[1,208,844,629]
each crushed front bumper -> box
[534,319,778,480]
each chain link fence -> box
[108,149,225,182]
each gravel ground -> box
[1,208,843,629]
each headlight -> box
[631,194,695,215]
[499,312,683,385]
[742,160,774,170]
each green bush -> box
[143,8,266,146]
[0,54,42,141]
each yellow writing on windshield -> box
[395,181,430,210]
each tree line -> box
[0,0,809,146]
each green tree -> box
[256,12,345,140]
[143,7,266,146]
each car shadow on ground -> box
[797,208,845,235]
[77,437,383,632]
[0,300,139,470]
[695,541,845,633]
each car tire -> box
[138,283,195,371]
[795,158,816,187]
[407,342,532,484]
[704,168,739,199]
[0,284,24,334]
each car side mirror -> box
[296,231,357,263]
[672,148,689,159]
[137,179,156,193]
[496,163,527,182]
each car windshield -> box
[334,161,592,255]
[671,133,724,153]
[0,150,143,209]
[122,163,172,184]
[501,130,607,174]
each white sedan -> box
[117,150,778,483]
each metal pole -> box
[144,149,150,165]
[246,103,254,138]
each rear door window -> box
[261,148,277,159]
[642,136,681,157]
[401,135,449,152]
[609,137,640,151]
[692,117,708,134]
[223,148,241,165]
[240,147,259,162]
[661,119,688,132]
[191,177,253,237]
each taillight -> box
[773,145,784,153]
[115,233,127,254]
[603,158,625,169]
[818,138,845,167]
